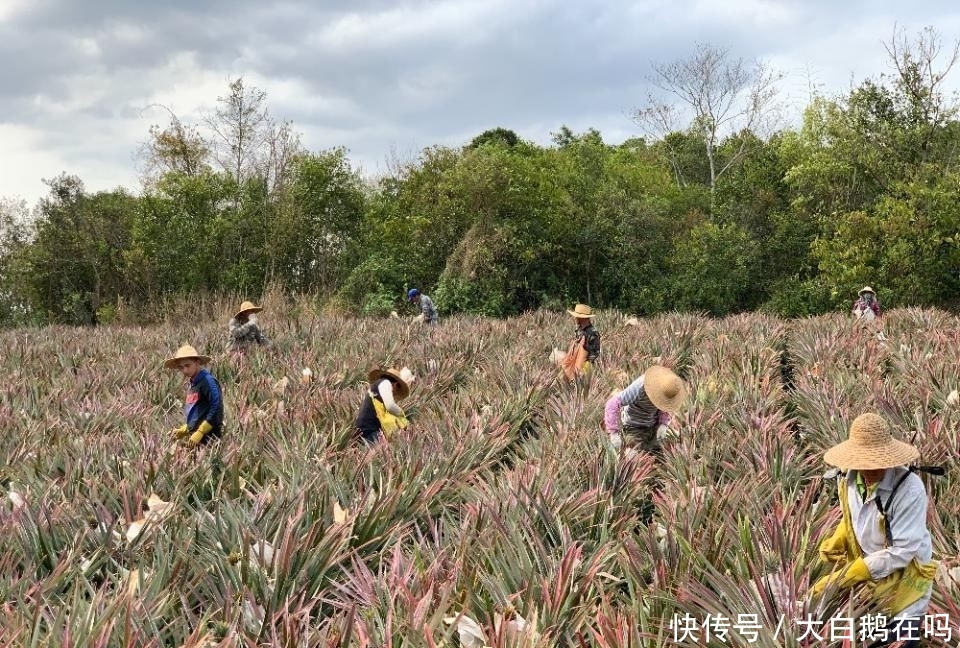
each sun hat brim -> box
[164,353,211,369]
[643,365,687,414]
[234,305,263,319]
[567,310,595,318]
[823,437,919,470]
[367,368,410,400]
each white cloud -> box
[1,0,959,207]
[688,0,801,28]
[105,20,149,46]
[308,0,518,52]
[0,124,65,201]
[0,0,36,23]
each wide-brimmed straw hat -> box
[234,300,263,319]
[367,367,415,400]
[164,344,211,369]
[643,365,687,414]
[567,303,595,319]
[858,286,875,295]
[824,413,919,470]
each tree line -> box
[1,26,959,326]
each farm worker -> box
[810,413,936,647]
[560,304,601,380]
[355,367,415,445]
[852,286,881,320]
[165,344,224,447]
[604,365,687,458]
[407,288,439,324]
[228,300,270,351]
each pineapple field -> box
[1,295,959,647]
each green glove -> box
[171,424,189,439]
[187,420,214,447]
[811,557,872,596]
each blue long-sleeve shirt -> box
[184,369,223,433]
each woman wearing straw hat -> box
[228,300,270,351]
[165,344,224,447]
[355,367,415,445]
[810,413,936,647]
[603,365,687,458]
[560,303,601,380]
[852,286,882,320]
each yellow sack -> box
[370,392,408,440]
[810,475,937,616]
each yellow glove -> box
[818,523,849,563]
[582,361,592,374]
[811,557,872,596]
[171,424,189,439]
[187,421,214,447]
[396,416,409,429]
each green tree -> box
[813,170,960,308]
[668,221,762,315]
[21,176,138,324]
[138,105,211,185]
[0,198,32,324]
[268,149,367,293]
[468,127,520,149]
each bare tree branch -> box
[632,42,783,203]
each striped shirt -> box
[604,375,671,434]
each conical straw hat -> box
[234,300,263,319]
[367,367,415,400]
[824,413,919,470]
[643,365,687,414]
[567,303,595,318]
[164,344,211,369]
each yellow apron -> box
[814,475,937,615]
[370,392,408,439]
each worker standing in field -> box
[355,367,415,445]
[560,304,601,380]
[852,286,881,320]
[810,413,936,648]
[407,289,439,324]
[165,344,224,447]
[228,300,270,351]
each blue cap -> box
[407,288,420,300]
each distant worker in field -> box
[811,413,936,647]
[407,288,439,324]
[165,344,224,447]
[355,367,415,445]
[604,365,687,458]
[228,300,270,351]
[559,303,601,380]
[852,286,881,320]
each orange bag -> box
[561,339,588,381]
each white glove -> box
[610,433,622,450]
[656,424,670,440]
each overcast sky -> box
[1,0,958,205]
